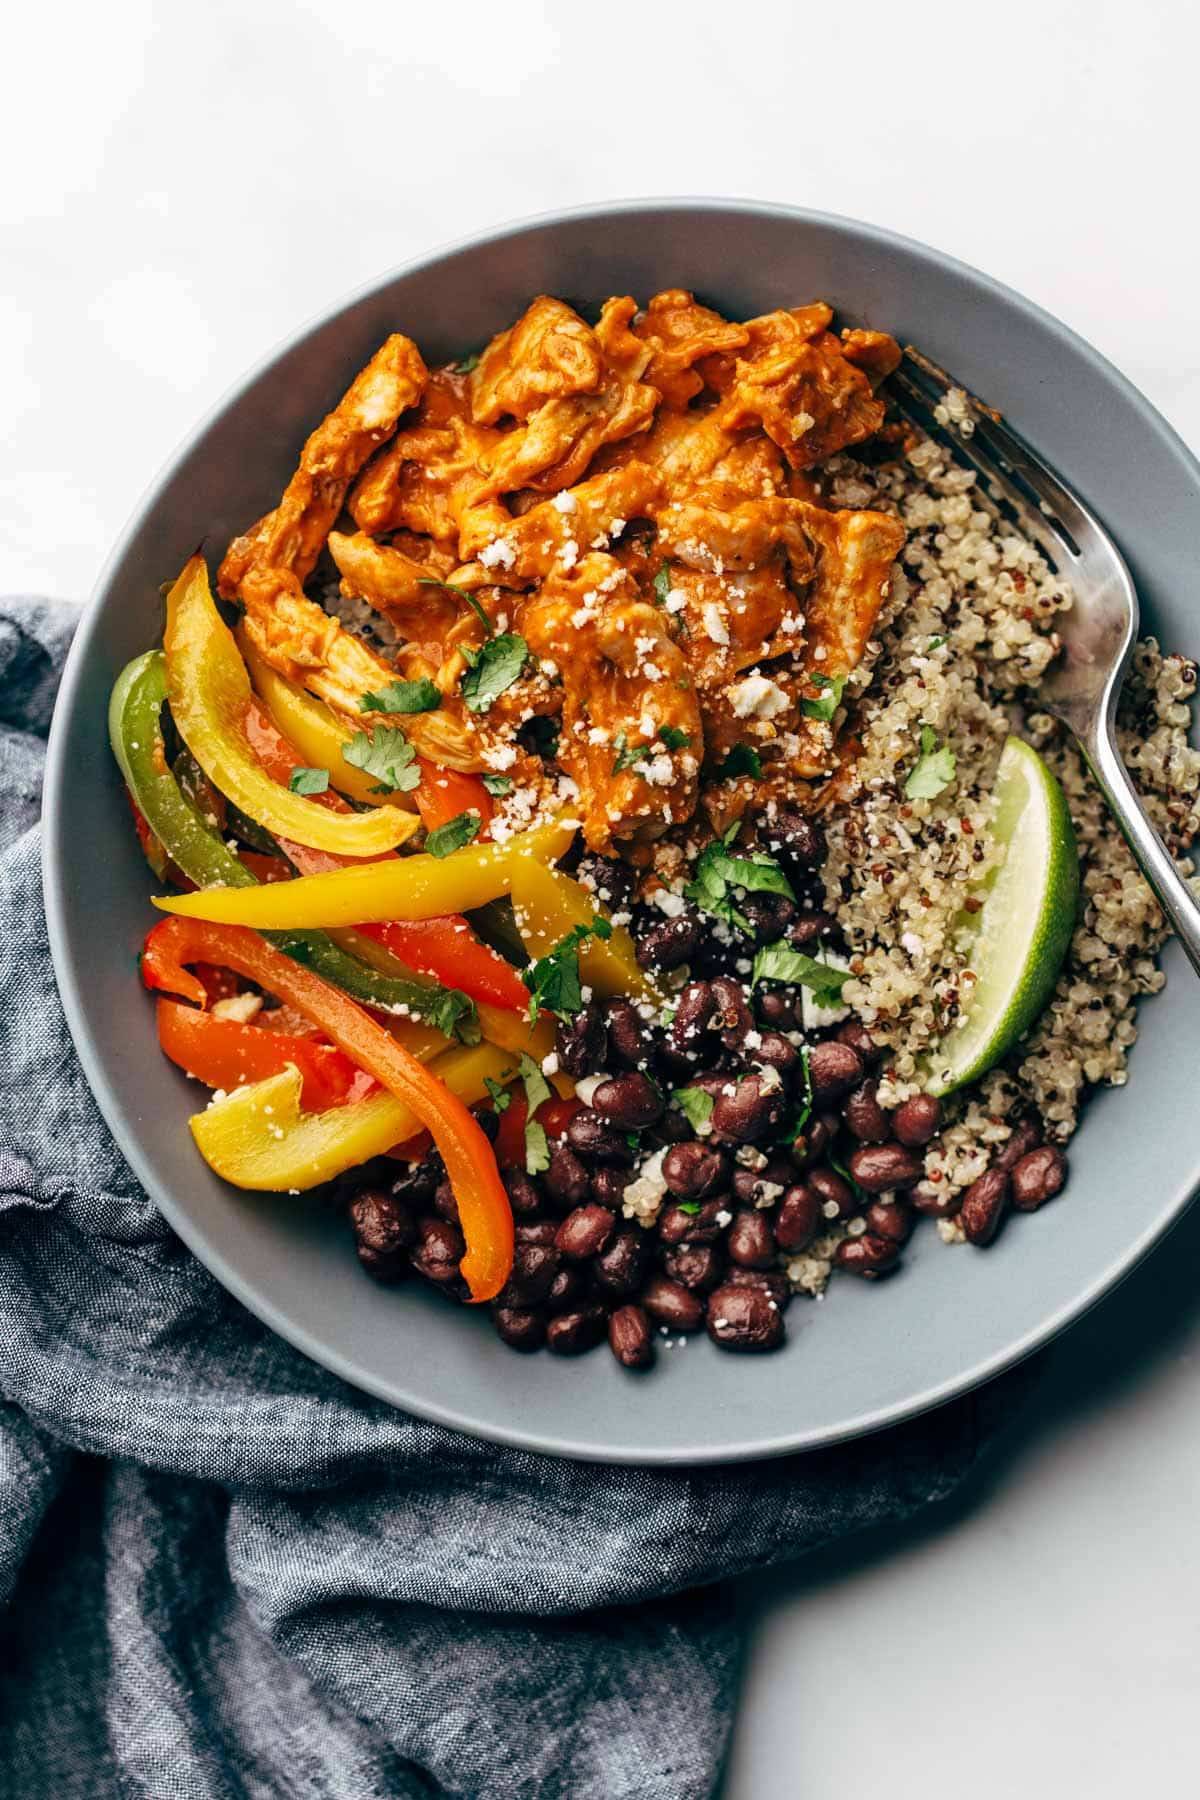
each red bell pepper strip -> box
[142,915,513,1300]
[243,698,525,1011]
[492,1091,582,1170]
[157,999,375,1111]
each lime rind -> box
[925,736,1079,1097]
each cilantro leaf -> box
[450,350,481,374]
[801,671,847,722]
[676,1201,702,1216]
[522,918,612,1021]
[418,577,492,635]
[342,726,421,793]
[674,1086,715,1132]
[418,986,480,1043]
[927,634,947,651]
[461,633,528,713]
[830,1151,863,1199]
[612,733,650,775]
[751,943,850,1005]
[484,1077,512,1114]
[288,766,329,795]
[684,824,796,933]
[359,677,442,715]
[653,565,671,605]
[425,811,482,858]
[904,725,957,801]
[784,1045,814,1140]
[518,1051,553,1117]
[481,774,514,797]
[659,726,691,751]
[719,744,763,780]
[524,1119,551,1176]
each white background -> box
[5,2,1198,1792]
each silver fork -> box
[889,349,1200,974]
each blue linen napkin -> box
[0,593,998,1799]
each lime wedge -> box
[925,736,1079,1097]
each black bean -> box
[784,912,832,949]
[754,1031,801,1083]
[608,1304,653,1368]
[635,909,703,972]
[727,1208,777,1269]
[496,1243,559,1308]
[640,1275,705,1332]
[657,1197,730,1245]
[546,1305,609,1355]
[662,1141,729,1201]
[668,980,719,1064]
[774,1184,821,1253]
[348,1189,415,1280]
[502,1168,543,1217]
[411,1216,465,1285]
[708,977,755,1049]
[591,1072,664,1130]
[565,1110,636,1166]
[647,1110,692,1148]
[994,1116,1043,1173]
[605,998,656,1069]
[847,1142,924,1193]
[706,1283,785,1351]
[493,1307,546,1352]
[555,1000,607,1078]
[590,1167,629,1210]
[807,1041,865,1106]
[835,1232,901,1278]
[864,1200,914,1243]
[892,1093,942,1148]
[960,1167,1011,1245]
[542,1144,591,1212]
[575,854,636,913]
[910,1178,960,1218]
[724,1266,793,1310]
[1010,1146,1067,1212]
[515,1220,559,1247]
[789,1112,837,1170]
[432,1178,460,1224]
[765,807,825,869]
[756,988,800,1031]
[835,1019,883,1064]
[592,1228,653,1298]
[555,1204,616,1261]
[731,1158,793,1206]
[389,1157,441,1206]
[546,1265,586,1312]
[711,1074,787,1144]
[738,891,797,946]
[844,1079,890,1144]
[663,1242,726,1293]
[808,1166,856,1222]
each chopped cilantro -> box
[751,943,849,1006]
[784,1045,814,1140]
[719,744,763,780]
[524,1119,551,1176]
[659,725,691,751]
[518,1051,552,1116]
[801,671,847,722]
[653,565,671,605]
[342,726,421,793]
[461,632,528,713]
[522,917,613,1021]
[450,350,481,374]
[418,577,492,635]
[359,677,441,715]
[677,1201,702,1216]
[612,732,650,775]
[684,823,795,933]
[484,1077,512,1114]
[288,766,329,796]
[927,634,947,651]
[674,1086,715,1132]
[425,811,482,858]
[904,725,957,801]
[481,774,514,797]
[830,1151,863,1198]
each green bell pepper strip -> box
[109,651,478,1043]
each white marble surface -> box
[5,3,1199,1792]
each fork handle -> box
[1082,726,1200,976]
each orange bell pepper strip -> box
[144,915,513,1300]
[414,761,494,835]
[156,998,375,1111]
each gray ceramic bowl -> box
[44,200,1200,1464]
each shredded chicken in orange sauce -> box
[217,291,906,855]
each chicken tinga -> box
[109,291,1199,1366]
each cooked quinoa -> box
[787,429,1200,1273]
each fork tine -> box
[888,368,1071,570]
[902,348,1097,553]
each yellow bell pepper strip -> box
[508,856,662,1009]
[163,555,414,855]
[190,1042,518,1193]
[144,916,514,1298]
[240,636,417,812]
[152,818,577,930]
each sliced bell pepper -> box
[163,555,414,855]
[414,762,494,835]
[240,635,417,813]
[156,998,376,1111]
[143,915,513,1298]
[508,855,661,1007]
[492,1090,582,1170]
[190,1041,517,1194]
[152,818,577,930]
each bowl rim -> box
[42,197,1200,1463]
